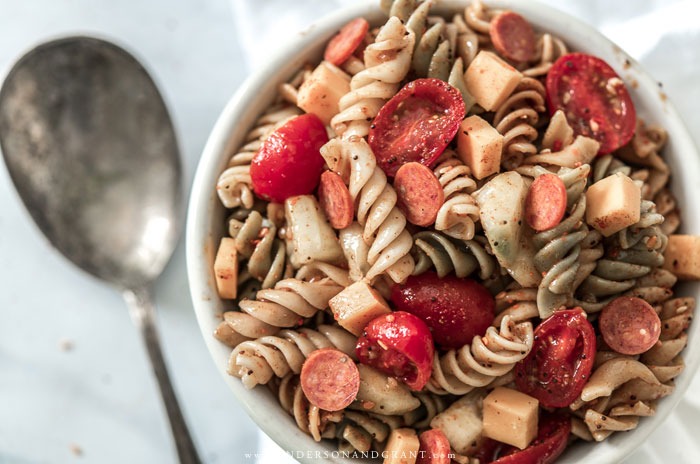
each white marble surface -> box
[0,0,699,463]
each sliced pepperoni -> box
[417,429,451,464]
[489,11,536,63]
[546,53,636,155]
[600,296,661,355]
[524,173,567,231]
[394,162,445,227]
[324,18,370,66]
[318,171,354,229]
[300,348,360,411]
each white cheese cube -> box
[663,235,700,280]
[430,390,485,455]
[466,51,522,111]
[457,115,503,180]
[585,173,641,237]
[297,61,351,125]
[284,195,344,268]
[383,428,420,464]
[214,237,238,299]
[483,387,539,450]
[329,281,391,336]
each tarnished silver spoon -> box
[0,37,200,463]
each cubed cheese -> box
[297,61,351,125]
[285,195,344,268]
[585,173,641,237]
[466,51,522,111]
[430,390,485,454]
[353,364,421,415]
[329,281,391,335]
[483,387,538,450]
[383,428,420,464]
[214,237,238,299]
[457,115,503,180]
[663,235,700,280]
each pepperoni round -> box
[324,18,369,66]
[524,173,567,231]
[394,162,444,226]
[600,296,661,355]
[489,11,536,63]
[546,53,636,155]
[318,171,354,229]
[369,79,466,177]
[300,348,360,411]
[417,429,451,464]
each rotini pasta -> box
[209,1,697,460]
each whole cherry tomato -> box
[546,53,636,154]
[356,311,434,391]
[250,113,328,203]
[391,272,494,349]
[515,308,596,408]
[368,78,465,177]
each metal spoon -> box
[0,37,200,463]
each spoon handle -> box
[123,287,202,464]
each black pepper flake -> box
[566,60,573,69]
[370,124,376,129]
[430,297,437,302]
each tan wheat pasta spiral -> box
[427,315,534,395]
[432,151,480,240]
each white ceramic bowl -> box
[186,1,700,462]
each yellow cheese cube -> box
[214,237,238,299]
[457,115,503,180]
[466,51,522,111]
[585,173,641,237]
[297,61,351,125]
[663,235,700,280]
[430,390,484,454]
[483,387,538,450]
[383,428,420,464]
[329,281,391,335]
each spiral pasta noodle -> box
[331,16,415,139]
[321,137,415,283]
[517,164,591,318]
[493,78,547,170]
[411,230,496,282]
[216,104,302,209]
[427,315,534,395]
[402,392,447,429]
[337,410,402,454]
[277,374,344,442]
[218,264,350,344]
[494,287,538,324]
[522,33,568,77]
[229,324,357,389]
[432,151,480,240]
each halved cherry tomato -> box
[417,429,451,464]
[250,114,328,203]
[600,296,661,355]
[324,18,369,66]
[546,53,636,155]
[369,79,465,177]
[356,311,434,391]
[391,272,494,349]
[490,414,571,464]
[515,308,596,408]
[525,174,567,231]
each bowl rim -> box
[186,1,700,463]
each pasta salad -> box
[212,1,698,462]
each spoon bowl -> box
[0,36,200,463]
